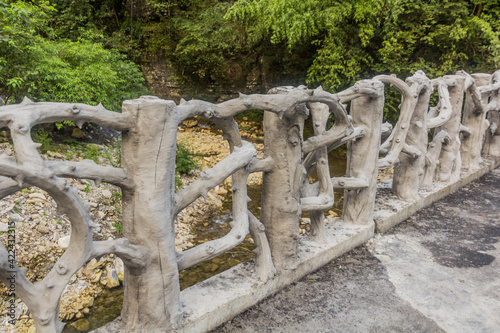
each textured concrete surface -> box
[176,222,375,333]
[213,167,500,333]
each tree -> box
[227,0,500,89]
[225,0,500,122]
[0,0,148,111]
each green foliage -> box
[113,191,122,202]
[31,132,122,167]
[11,39,148,111]
[175,174,183,189]
[81,143,101,164]
[82,184,91,194]
[225,0,328,47]
[174,140,199,189]
[112,221,123,234]
[236,109,264,122]
[176,141,199,175]
[172,2,242,84]
[32,129,53,153]
[226,0,500,122]
[12,204,21,213]
[0,0,53,98]
[0,0,148,110]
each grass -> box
[175,141,200,189]
[29,132,122,167]
[176,141,199,175]
[112,221,123,234]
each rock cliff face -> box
[141,56,183,102]
[140,54,305,102]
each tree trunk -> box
[120,97,182,331]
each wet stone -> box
[71,318,91,332]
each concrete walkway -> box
[213,167,500,333]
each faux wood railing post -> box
[392,72,432,201]
[260,106,306,270]
[120,96,182,331]
[483,71,500,156]
[343,80,384,225]
[436,75,466,183]
[460,72,489,170]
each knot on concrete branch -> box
[39,316,51,326]
[57,179,70,192]
[56,263,68,275]
[70,105,81,114]
[16,124,28,134]
[202,110,214,118]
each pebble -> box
[328,210,339,217]
[92,270,103,283]
[216,186,228,195]
[37,225,49,234]
[10,213,22,221]
[58,235,71,249]
[106,266,120,288]
[114,258,124,281]
[86,258,98,270]
[28,192,47,201]
[47,151,65,158]
[71,318,90,331]
[102,189,112,198]
[183,119,198,128]
[81,297,94,308]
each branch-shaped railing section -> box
[1,68,500,333]
[175,141,256,270]
[0,101,145,333]
[375,74,421,170]
[482,71,500,156]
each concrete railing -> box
[0,69,499,333]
